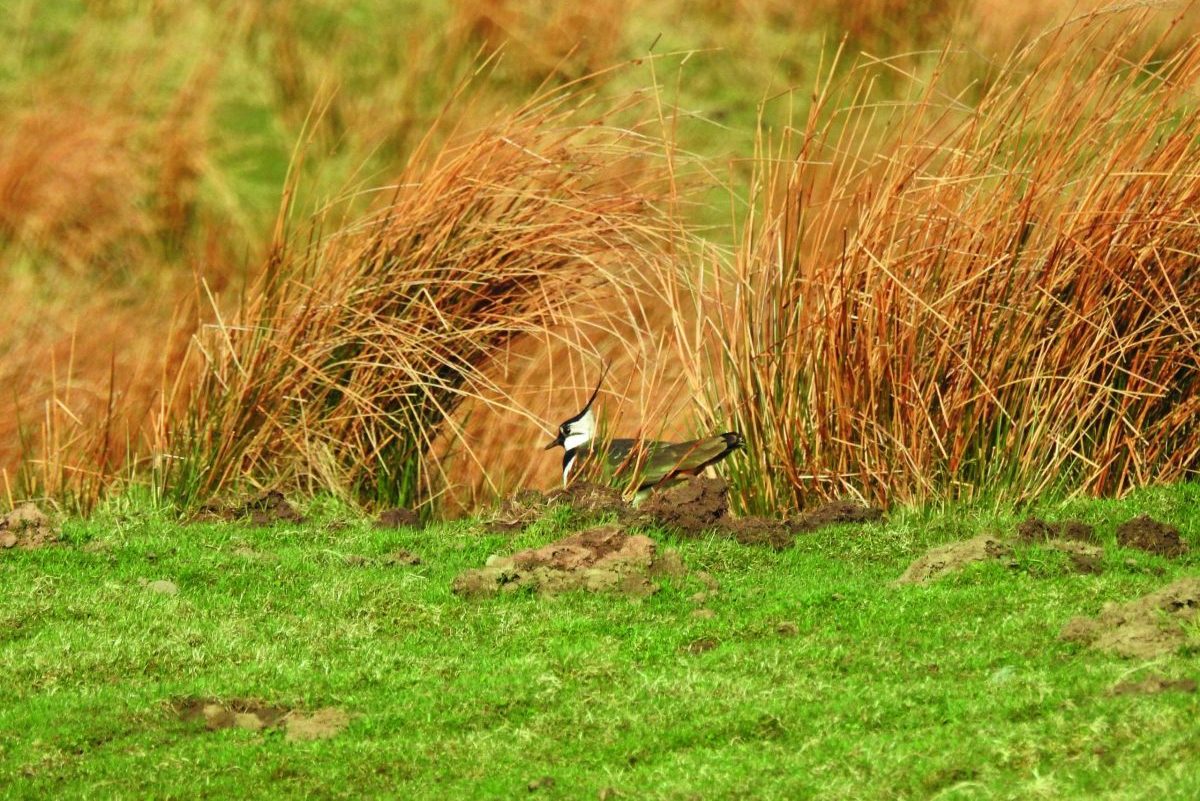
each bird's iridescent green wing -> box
[632,434,743,486]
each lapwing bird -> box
[544,372,744,498]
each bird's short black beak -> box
[544,435,562,450]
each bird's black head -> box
[543,367,606,451]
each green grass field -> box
[3,483,1198,800]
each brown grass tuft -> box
[676,14,1200,513]
[164,78,684,509]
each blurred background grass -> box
[2,0,1197,514]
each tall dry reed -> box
[163,80,683,509]
[672,14,1200,513]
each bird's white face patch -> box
[562,408,594,452]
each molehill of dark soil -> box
[634,477,882,550]
[173,697,348,741]
[0,503,59,551]
[1116,514,1187,558]
[453,524,686,598]
[894,534,1012,585]
[483,482,627,533]
[1060,577,1200,659]
[193,490,306,525]
[1015,517,1097,544]
[482,477,881,549]
[375,507,421,530]
[896,516,1112,584]
[1109,675,1197,696]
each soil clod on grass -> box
[548,482,628,517]
[894,535,1011,585]
[527,776,556,792]
[484,489,555,533]
[1043,540,1105,575]
[1109,674,1198,696]
[483,477,879,548]
[484,483,628,534]
[195,491,306,525]
[1116,514,1187,557]
[175,697,290,731]
[0,503,59,550]
[634,477,882,549]
[682,636,720,655]
[375,508,421,529]
[791,500,884,531]
[635,477,730,535]
[452,524,685,598]
[173,698,349,741]
[381,549,422,566]
[285,707,351,742]
[1059,577,1200,659]
[1015,517,1097,544]
[240,491,306,525]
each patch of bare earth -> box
[1043,540,1105,575]
[1116,514,1187,557]
[635,477,881,550]
[483,477,879,548]
[380,549,422,566]
[893,535,1012,585]
[452,524,686,598]
[1059,577,1200,659]
[897,516,1111,584]
[173,698,348,741]
[375,508,421,529]
[482,482,627,534]
[193,491,306,525]
[483,489,556,533]
[1109,674,1198,696]
[0,503,59,551]
[1015,517,1097,544]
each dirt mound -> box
[175,697,289,731]
[1043,539,1105,575]
[719,516,795,549]
[1109,675,1197,696]
[635,476,730,535]
[483,489,555,533]
[681,637,720,655]
[173,697,348,741]
[194,491,306,525]
[375,508,421,529]
[894,535,1011,585]
[239,491,306,525]
[1060,577,1200,658]
[452,524,686,598]
[483,476,879,548]
[547,482,628,517]
[633,477,882,550]
[284,707,351,742]
[484,482,630,533]
[791,500,884,531]
[380,549,422,566]
[1116,515,1187,557]
[0,503,59,550]
[1015,517,1097,544]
